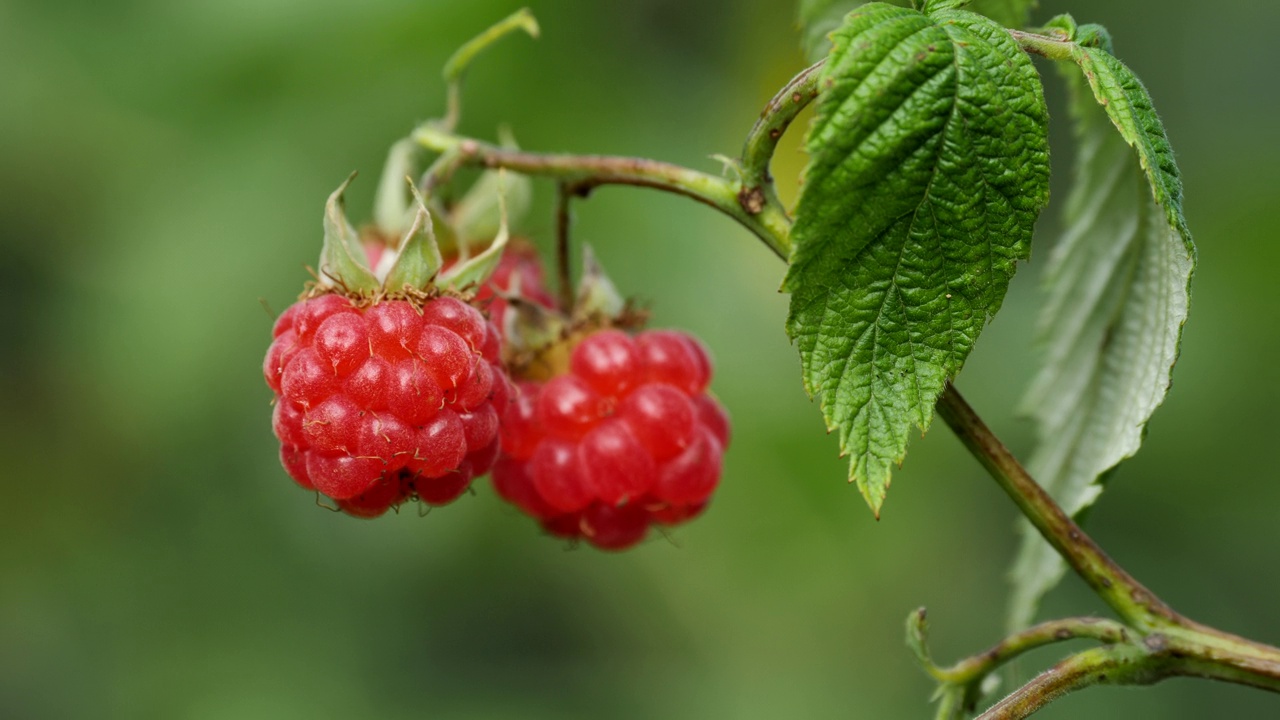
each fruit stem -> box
[554,182,574,312]
[411,125,793,260]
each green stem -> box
[933,617,1130,685]
[1008,29,1075,61]
[553,182,574,312]
[440,8,541,132]
[934,383,1179,631]
[408,59,1280,715]
[976,645,1159,720]
[738,60,823,221]
[979,637,1280,719]
[412,125,793,259]
[936,383,1280,714]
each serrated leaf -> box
[966,0,1036,27]
[783,4,1049,515]
[797,0,1036,62]
[1008,44,1195,631]
[319,173,379,292]
[922,0,970,13]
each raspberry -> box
[265,293,511,517]
[491,328,730,550]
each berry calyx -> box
[491,326,730,550]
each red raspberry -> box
[264,292,511,518]
[491,328,730,550]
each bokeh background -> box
[3,0,1278,717]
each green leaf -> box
[797,0,1036,62]
[438,171,512,292]
[784,4,1049,515]
[966,0,1036,27]
[1008,43,1195,630]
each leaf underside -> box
[784,4,1049,515]
[1008,43,1195,630]
[798,0,1038,62]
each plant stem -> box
[976,645,1158,720]
[933,617,1131,685]
[1008,29,1076,61]
[738,59,823,220]
[554,182,574,312]
[408,59,1280,715]
[440,8,540,132]
[412,125,793,259]
[937,383,1280,713]
[934,383,1178,631]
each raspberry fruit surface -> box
[265,292,510,517]
[491,328,730,550]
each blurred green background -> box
[2,0,1278,717]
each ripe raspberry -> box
[265,292,511,518]
[491,328,730,550]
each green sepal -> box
[381,179,444,292]
[373,138,421,235]
[319,173,380,292]
[436,171,511,291]
[503,294,568,358]
[573,245,625,323]
[451,130,532,251]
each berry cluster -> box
[264,293,508,517]
[264,174,730,549]
[492,329,730,550]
